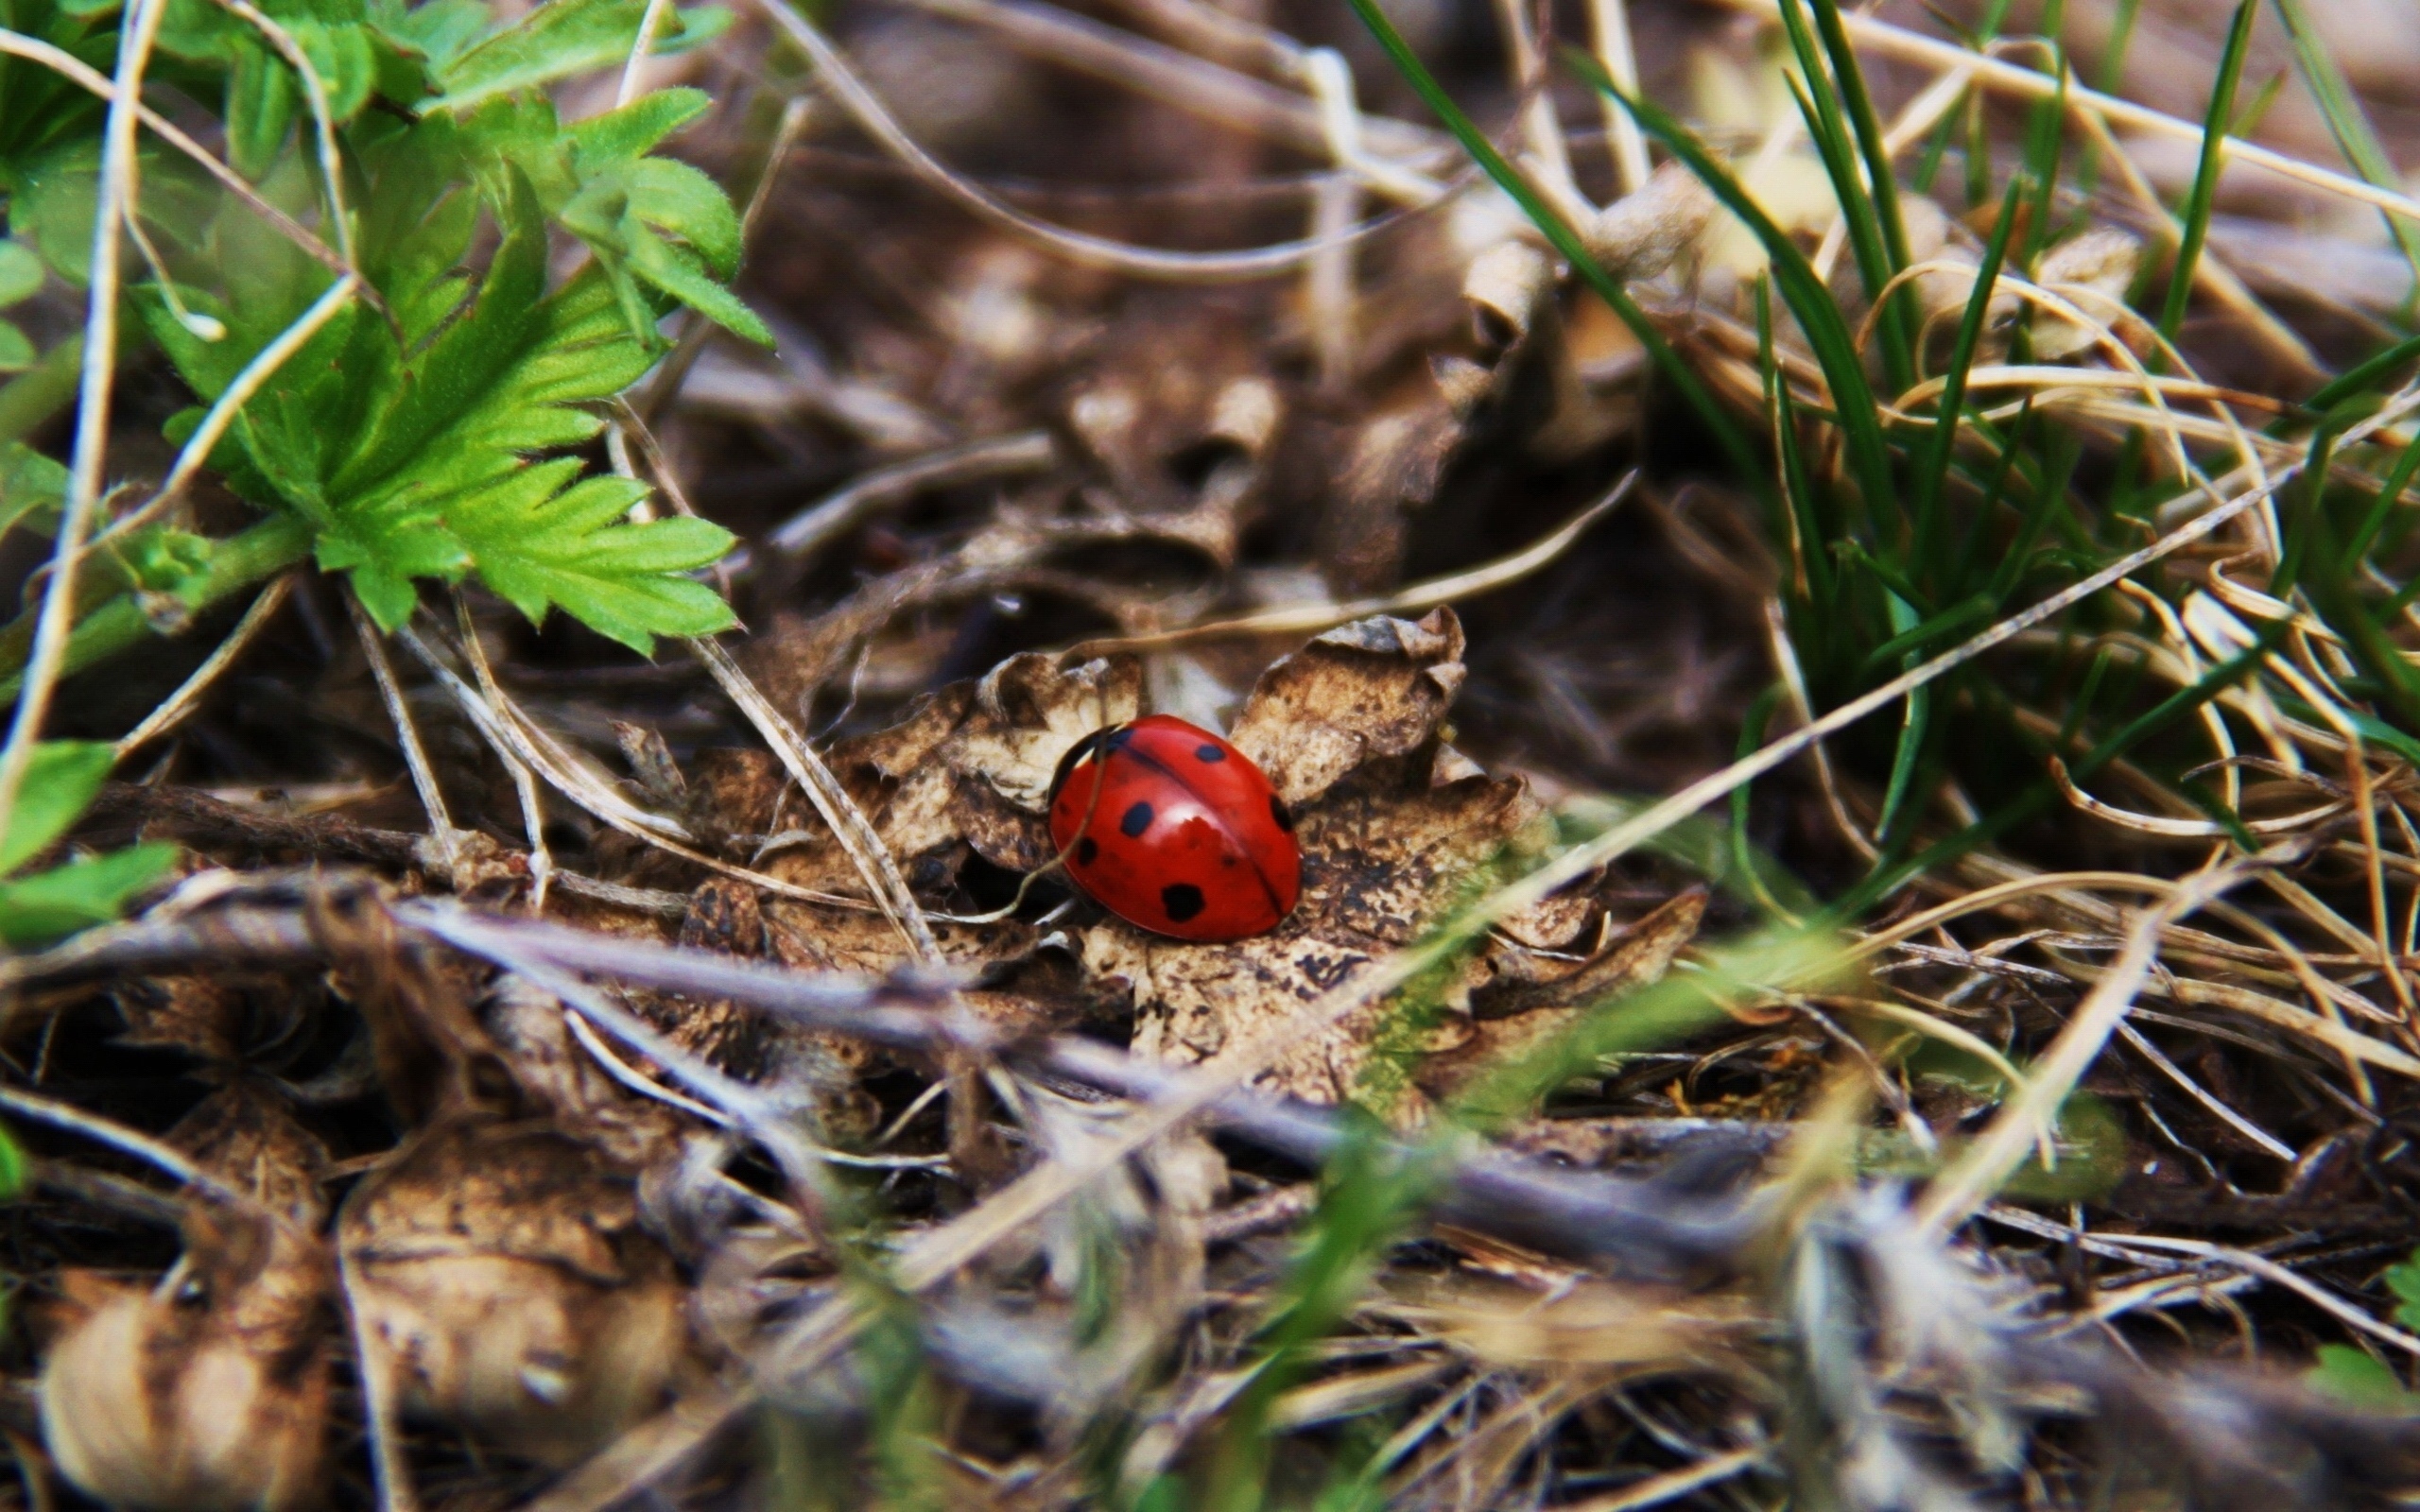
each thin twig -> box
[348,595,464,882]
[1064,469,1637,655]
[0,27,362,287]
[764,430,1056,558]
[753,0,1441,280]
[1918,848,2292,1233]
[688,636,941,958]
[0,0,169,841]
[114,574,296,758]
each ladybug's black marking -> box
[1119,800,1155,837]
[1161,883,1206,922]
[1196,743,1226,762]
[1076,837,1098,866]
[1270,795,1294,833]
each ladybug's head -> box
[1046,722,1134,807]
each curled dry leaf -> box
[1225,609,1469,805]
[1586,160,1718,283]
[1419,886,1707,1103]
[337,1118,688,1466]
[41,1086,333,1512]
[2032,226,2143,362]
[1313,385,1464,593]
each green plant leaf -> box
[145,163,723,644]
[0,1120,25,1201]
[0,440,67,538]
[0,842,178,947]
[2382,1248,2420,1330]
[2308,1345,2419,1409]
[0,320,31,373]
[0,240,43,307]
[566,85,710,163]
[448,466,736,650]
[429,0,728,111]
[225,36,298,179]
[0,740,115,877]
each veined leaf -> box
[450,467,735,650]
[145,166,724,649]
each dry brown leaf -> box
[41,1089,335,1512]
[1388,1272,1754,1370]
[165,1081,332,1228]
[485,973,690,1170]
[1421,888,1708,1103]
[1225,608,1468,806]
[1311,385,1464,594]
[338,1118,688,1466]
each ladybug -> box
[1046,714,1302,941]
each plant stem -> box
[0,514,312,704]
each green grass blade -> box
[1871,590,1929,843]
[2017,28,2069,270]
[1775,0,1913,394]
[2096,0,2142,91]
[2308,330,2420,411]
[1911,178,2024,576]
[1340,0,1763,490]
[2157,0,2257,344]
[2272,0,2420,310]
[1803,0,1919,371]
[2342,424,2420,570]
[1760,278,1839,617]
[1573,54,1900,541]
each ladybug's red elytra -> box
[1046,714,1302,941]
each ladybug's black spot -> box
[1196,743,1226,763]
[1076,837,1098,866]
[1119,800,1155,837]
[1161,883,1206,922]
[1270,795,1294,833]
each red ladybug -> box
[1046,714,1302,941]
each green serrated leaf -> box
[0,320,31,373]
[293,14,379,122]
[371,0,493,77]
[624,226,768,345]
[624,156,740,276]
[0,740,113,876]
[141,155,719,643]
[0,842,178,947]
[448,464,735,652]
[16,138,99,285]
[0,241,43,308]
